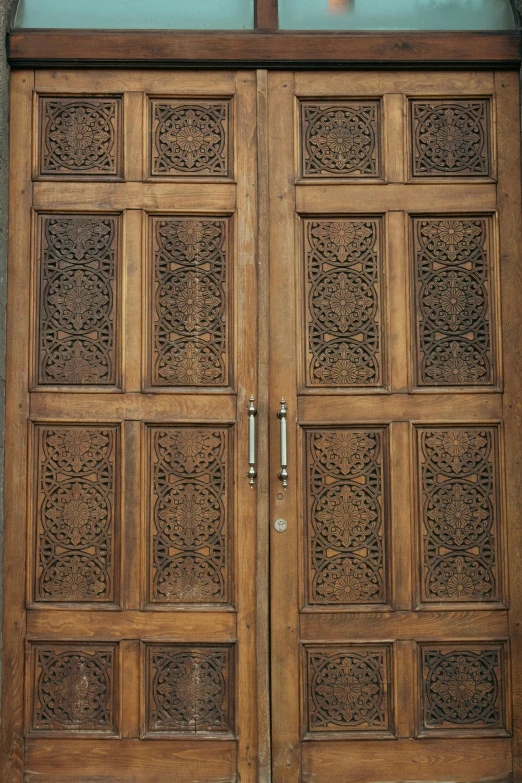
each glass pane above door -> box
[14,0,254,29]
[278,0,516,30]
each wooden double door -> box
[2,67,522,783]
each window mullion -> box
[255,0,278,30]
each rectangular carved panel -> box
[410,99,491,178]
[305,646,391,733]
[37,214,119,387]
[145,645,234,735]
[304,218,384,387]
[148,427,230,604]
[29,643,117,734]
[306,428,387,605]
[413,216,496,387]
[420,644,507,734]
[300,101,381,179]
[38,96,122,178]
[150,216,230,387]
[417,427,501,603]
[150,99,231,178]
[34,425,119,603]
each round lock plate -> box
[274,518,287,533]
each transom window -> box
[14,0,255,30]
[279,0,517,31]
[14,0,517,30]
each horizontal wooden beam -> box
[27,610,237,641]
[26,740,237,783]
[8,31,521,67]
[32,182,236,213]
[29,392,238,423]
[301,739,512,783]
[296,184,498,213]
[300,610,509,642]
[298,393,503,425]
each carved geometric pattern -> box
[414,217,494,387]
[38,215,118,386]
[146,645,233,734]
[307,429,386,605]
[301,101,381,178]
[151,217,229,387]
[151,100,230,177]
[418,427,500,603]
[31,644,116,733]
[411,99,491,177]
[39,97,121,177]
[305,219,383,387]
[421,645,505,731]
[149,427,229,604]
[35,425,117,603]
[306,646,390,732]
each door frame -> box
[7,29,522,67]
[3,21,522,783]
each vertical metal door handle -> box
[247,395,257,486]
[277,398,288,487]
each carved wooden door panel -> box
[2,69,259,783]
[268,70,522,783]
[3,66,522,783]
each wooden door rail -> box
[8,30,522,67]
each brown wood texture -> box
[27,610,237,641]
[495,69,522,782]
[1,70,260,782]
[3,65,522,783]
[301,738,512,783]
[0,69,34,783]
[8,31,522,67]
[255,67,272,783]
[25,739,237,782]
[255,0,278,30]
[268,69,522,781]
[301,610,509,641]
[268,71,301,782]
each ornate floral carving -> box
[418,427,500,603]
[428,483,490,548]
[147,646,232,733]
[316,485,378,549]
[38,215,118,386]
[151,101,229,177]
[301,102,380,177]
[422,646,504,730]
[414,217,494,386]
[35,426,117,603]
[46,482,108,547]
[411,100,490,177]
[152,217,229,387]
[307,429,386,605]
[423,429,489,475]
[307,647,389,732]
[312,430,377,478]
[315,559,381,603]
[32,645,116,732]
[150,427,229,604]
[305,219,382,387]
[39,98,120,177]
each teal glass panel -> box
[14,0,254,29]
[279,0,516,30]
